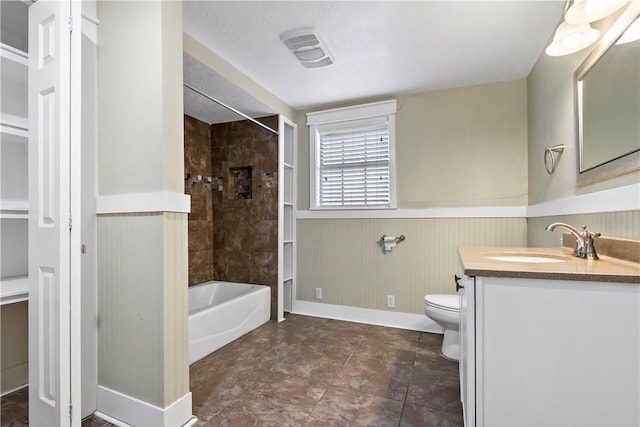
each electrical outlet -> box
[386,295,395,308]
[315,288,323,300]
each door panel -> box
[28,0,81,425]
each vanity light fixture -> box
[546,21,601,56]
[281,28,334,68]
[546,0,631,56]
[565,0,629,24]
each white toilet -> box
[424,294,461,361]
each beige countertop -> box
[458,247,640,284]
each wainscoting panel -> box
[528,211,640,247]
[98,213,165,406]
[297,217,526,314]
[162,212,189,406]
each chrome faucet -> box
[545,222,600,260]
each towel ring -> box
[544,144,564,174]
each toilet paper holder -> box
[380,235,406,244]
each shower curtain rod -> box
[183,83,280,136]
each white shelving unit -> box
[278,116,297,319]
[1,10,30,303]
[0,276,29,305]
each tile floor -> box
[1,314,462,426]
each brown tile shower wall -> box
[184,115,214,286]
[211,116,279,319]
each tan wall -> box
[296,80,529,314]
[298,218,526,314]
[98,1,184,195]
[527,12,640,205]
[396,80,528,208]
[1,302,28,394]
[297,79,529,209]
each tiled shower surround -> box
[184,114,279,318]
[184,115,214,285]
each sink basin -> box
[483,252,569,263]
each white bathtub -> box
[188,280,270,364]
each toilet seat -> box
[424,294,460,312]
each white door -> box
[28,0,81,425]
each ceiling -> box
[182,1,564,123]
[183,53,276,124]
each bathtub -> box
[188,281,270,364]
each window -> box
[307,100,397,210]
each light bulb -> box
[565,0,629,24]
[546,22,601,56]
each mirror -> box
[575,3,640,186]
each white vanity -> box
[457,246,640,427]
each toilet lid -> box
[424,294,460,311]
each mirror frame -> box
[574,1,640,187]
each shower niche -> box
[229,166,252,199]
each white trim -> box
[81,13,100,26]
[306,99,397,125]
[96,386,193,427]
[96,192,191,214]
[93,412,197,427]
[293,300,444,333]
[527,183,640,217]
[297,206,527,219]
[298,183,640,219]
[92,411,132,427]
[0,383,28,398]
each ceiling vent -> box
[281,29,334,68]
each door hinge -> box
[69,215,72,231]
[69,404,73,423]
[68,15,73,32]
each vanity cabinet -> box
[459,270,640,426]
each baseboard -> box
[0,362,28,396]
[0,382,28,398]
[292,300,444,334]
[96,385,193,427]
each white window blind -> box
[318,122,391,207]
[307,99,397,210]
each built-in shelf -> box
[284,163,294,169]
[1,43,29,140]
[1,122,28,140]
[0,275,29,305]
[0,212,28,219]
[1,42,28,69]
[283,240,293,244]
[0,200,28,212]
